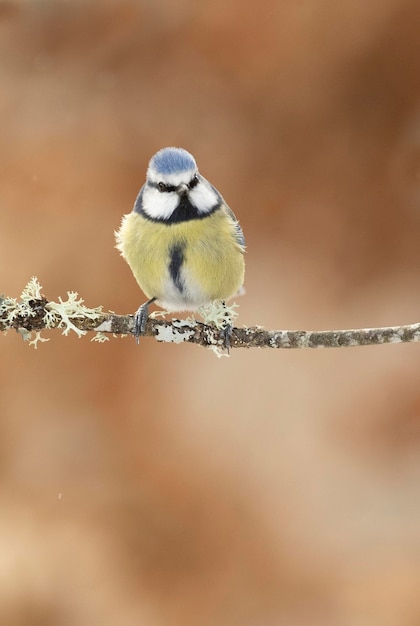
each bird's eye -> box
[157,182,166,192]
[189,175,199,190]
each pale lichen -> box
[0,296,19,322]
[208,344,230,358]
[150,309,171,319]
[45,291,102,337]
[1,277,104,347]
[0,276,41,322]
[91,332,110,343]
[0,277,44,345]
[28,331,50,349]
[21,276,43,300]
[198,301,239,357]
[198,300,239,329]
[155,320,195,344]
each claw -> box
[133,297,156,344]
[223,323,233,354]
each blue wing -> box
[210,184,245,249]
[224,203,245,249]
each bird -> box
[115,147,245,345]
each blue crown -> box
[150,147,196,176]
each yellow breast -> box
[115,209,245,311]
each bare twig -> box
[1,289,420,350]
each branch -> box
[1,278,420,352]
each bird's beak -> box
[177,183,189,196]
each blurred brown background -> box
[1,1,420,624]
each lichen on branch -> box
[2,277,420,354]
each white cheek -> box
[189,182,218,213]
[142,187,178,219]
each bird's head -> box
[141,147,219,221]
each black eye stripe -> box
[188,175,199,190]
[154,182,176,193]
[151,175,199,193]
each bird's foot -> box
[133,298,156,344]
[222,323,233,354]
[198,300,239,355]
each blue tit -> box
[115,147,245,342]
